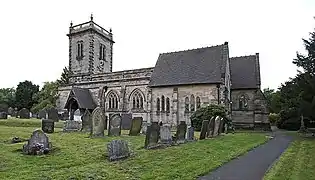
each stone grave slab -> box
[213,116,221,137]
[121,113,132,130]
[81,109,92,132]
[22,129,52,155]
[19,108,30,119]
[42,119,54,133]
[129,117,143,136]
[63,120,82,132]
[91,107,106,137]
[144,122,160,149]
[200,120,209,140]
[207,116,215,137]
[47,108,59,122]
[108,114,122,136]
[187,126,195,141]
[107,140,130,161]
[160,125,172,144]
[219,117,225,134]
[176,121,187,143]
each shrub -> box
[269,113,280,125]
[277,108,300,130]
[190,104,227,131]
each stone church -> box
[57,16,269,130]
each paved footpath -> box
[197,130,294,180]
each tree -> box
[57,66,70,86]
[31,81,59,113]
[190,104,227,131]
[263,88,281,113]
[15,81,39,110]
[0,88,16,107]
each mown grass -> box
[0,119,269,180]
[264,135,315,180]
[0,118,64,128]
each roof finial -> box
[90,13,93,21]
[110,28,112,33]
[70,21,73,27]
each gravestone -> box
[8,107,14,115]
[19,108,30,119]
[207,117,215,137]
[187,126,195,141]
[141,121,148,134]
[38,109,47,119]
[91,107,106,137]
[200,120,209,140]
[107,140,130,161]
[129,117,143,136]
[42,119,54,133]
[22,129,52,155]
[213,116,221,137]
[176,121,187,143]
[0,112,8,119]
[144,122,160,149]
[219,117,225,134]
[160,125,172,144]
[108,114,122,136]
[73,109,81,121]
[63,120,82,132]
[47,108,59,122]
[32,113,38,118]
[81,109,92,132]
[121,113,132,130]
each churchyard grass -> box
[264,135,315,180]
[0,118,64,128]
[0,119,269,180]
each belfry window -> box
[99,44,106,60]
[77,41,83,58]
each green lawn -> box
[0,119,269,180]
[264,135,315,180]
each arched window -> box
[196,96,201,109]
[185,97,189,112]
[132,91,144,109]
[107,92,118,109]
[157,98,160,111]
[239,95,248,110]
[161,95,165,112]
[166,97,170,112]
[190,94,195,111]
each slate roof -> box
[230,54,261,89]
[149,43,229,87]
[64,87,97,109]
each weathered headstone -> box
[141,121,148,134]
[91,107,106,137]
[38,109,47,119]
[200,120,209,140]
[218,117,225,134]
[73,109,81,121]
[144,122,160,149]
[176,121,187,143]
[107,140,130,161]
[81,109,92,132]
[108,114,122,136]
[22,129,52,155]
[129,117,143,136]
[207,117,215,137]
[8,107,14,115]
[187,126,195,141]
[42,119,54,133]
[47,108,59,122]
[121,113,132,130]
[213,116,221,137]
[63,120,82,132]
[19,108,30,119]
[160,125,172,144]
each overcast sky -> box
[0,0,314,90]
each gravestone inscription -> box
[42,119,54,133]
[107,140,130,161]
[160,125,172,144]
[91,107,106,137]
[108,114,122,136]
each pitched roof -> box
[64,87,97,109]
[230,54,261,89]
[148,43,229,87]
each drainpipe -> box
[216,84,220,105]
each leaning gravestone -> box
[213,116,221,137]
[144,122,160,149]
[160,125,172,144]
[81,109,92,132]
[42,119,54,133]
[176,121,187,143]
[218,117,225,134]
[129,117,143,136]
[107,140,130,161]
[47,108,59,122]
[200,120,209,140]
[19,108,30,119]
[38,109,47,119]
[73,109,81,121]
[121,113,132,130]
[108,114,122,136]
[91,107,106,137]
[22,129,52,155]
[207,116,215,137]
[63,120,82,132]
[187,126,195,141]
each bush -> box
[277,108,300,130]
[269,113,280,125]
[190,104,227,131]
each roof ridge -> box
[160,43,226,55]
[230,54,257,59]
